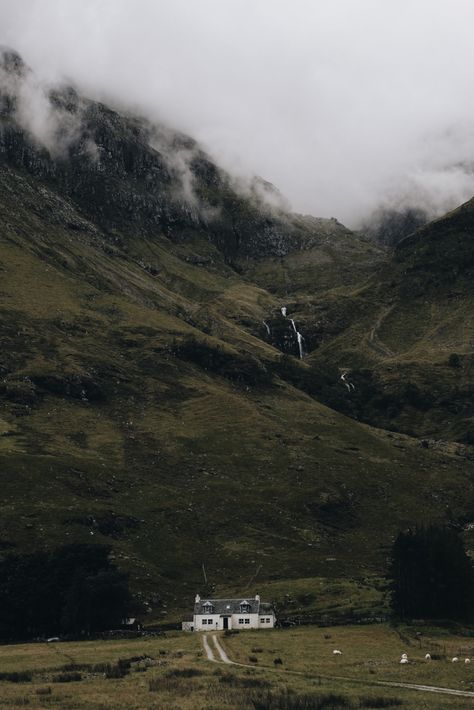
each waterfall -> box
[263,320,271,336]
[280,308,304,359]
[290,319,304,358]
[341,371,355,392]
[296,332,304,359]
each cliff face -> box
[0,49,353,263]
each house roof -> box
[194,597,261,616]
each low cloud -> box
[2,1,474,226]
[0,48,94,159]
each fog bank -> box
[2,0,474,226]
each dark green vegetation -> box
[389,525,474,621]
[0,544,133,639]
[0,49,473,619]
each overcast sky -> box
[2,0,474,225]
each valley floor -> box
[0,624,473,708]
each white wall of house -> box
[194,613,222,631]
[193,612,275,631]
[258,614,275,628]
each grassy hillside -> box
[0,51,473,619]
[1,162,473,617]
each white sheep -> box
[400,658,409,664]
[424,653,431,661]
[401,653,408,659]
[332,649,342,655]
[465,658,471,664]
[452,657,459,663]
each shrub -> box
[0,672,32,683]
[165,668,203,678]
[360,698,403,708]
[250,689,353,709]
[104,663,128,679]
[218,673,270,688]
[248,655,258,663]
[448,353,461,368]
[52,672,82,683]
[35,687,51,696]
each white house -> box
[184,594,276,631]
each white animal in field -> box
[452,657,459,663]
[401,653,408,659]
[465,658,471,664]
[424,653,431,661]
[400,658,409,664]
[332,650,342,655]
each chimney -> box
[255,594,260,602]
[195,593,201,604]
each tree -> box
[0,544,134,640]
[388,525,474,621]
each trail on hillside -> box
[367,306,396,358]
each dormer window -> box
[240,600,251,613]
[202,601,214,613]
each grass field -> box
[0,624,473,708]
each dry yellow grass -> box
[0,625,472,708]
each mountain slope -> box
[303,201,474,443]
[0,49,473,617]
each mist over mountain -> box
[0,39,473,620]
[3,0,474,226]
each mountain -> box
[361,206,428,247]
[302,200,474,444]
[0,49,473,617]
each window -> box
[244,618,250,624]
[238,618,244,624]
[260,618,266,623]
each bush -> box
[52,672,82,683]
[218,673,270,688]
[35,687,51,696]
[250,689,353,709]
[448,353,461,368]
[104,663,128,679]
[165,668,203,678]
[360,698,403,708]
[248,655,258,663]
[0,671,32,683]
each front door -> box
[223,617,228,630]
